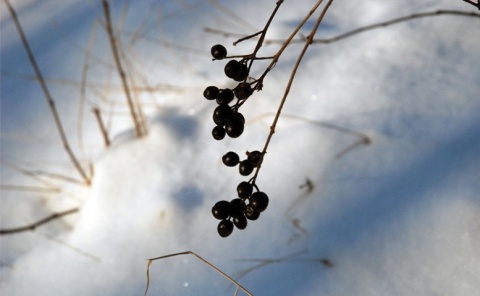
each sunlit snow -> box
[1,1,479,295]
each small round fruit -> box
[230,198,246,215]
[233,64,249,82]
[237,181,253,199]
[250,191,269,212]
[239,159,254,176]
[217,89,234,105]
[234,83,253,100]
[233,214,248,230]
[212,200,231,220]
[212,126,226,140]
[245,205,260,220]
[211,44,227,60]
[222,151,239,167]
[213,105,233,125]
[224,60,242,79]
[217,219,234,237]
[203,86,219,100]
[225,115,244,138]
[248,150,262,167]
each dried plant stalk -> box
[4,0,91,186]
[145,251,253,296]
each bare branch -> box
[205,10,480,46]
[251,0,335,184]
[0,208,79,235]
[462,0,480,10]
[271,10,480,45]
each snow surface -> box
[1,0,480,295]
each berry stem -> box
[251,0,335,184]
[253,0,326,91]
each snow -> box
[1,0,480,295]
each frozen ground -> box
[1,0,479,295]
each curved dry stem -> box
[145,251,253,296]
[266,10,480,45]
[252,0,335,184]
[0,208,79,235]
[4,0,91,186]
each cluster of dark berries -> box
[212,183,269,237]
[222,150,262,176]
[204,44,270,237]
[211,150,268,237]
[203,45,254,141]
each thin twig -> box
[268,10,480,45]
[101,0,145,138]
[462,0,480,10]
[78,20,99,179]
[252,0,327,90]
[206,10,480,46]
[4,0,91,186]
[252,0,335,184]
[0,185,61,193]
[0,208,79,235]
[145,251,253,296]
[93,107,111,147]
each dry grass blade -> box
[93,108,111,147]
[3,0,91,186]
[145,251,253,296]
[101,0,146,138]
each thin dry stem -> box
[0,208,79,235]
[145,251,253,296]
[309,10,480,44]
[0,185,60,193]
[93,108,111,147]
[78,20,99,178]
[252,0,335,184]
[253,0,326,89]
[207,10,480,46]
[4,0,91,186]
[101,0,145,138]
[462,0,480,10]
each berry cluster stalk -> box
[251,0,335,184]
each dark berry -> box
[230,198,246,215]
[239,159,254,176]
[250,191,269,212]
[222,151,239,167]
[233,213,248,230]
[225,114,244,138]
[247,150,263,167]
[237,181,253,199]
[237,112,245,123]
[211,44,227,60]
[224,60,242,79]
[234,83,253,100]
[245,205,260,220]
[217,219,234,237]
[233,64,249,82]
[212,126,226,140]
[217,89,234,105]
[213,105,233,126]
[203,86,219,100]
[212,200,232,220]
